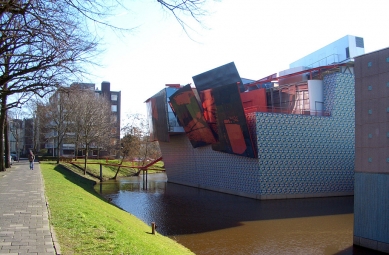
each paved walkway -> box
[0,161,56,255]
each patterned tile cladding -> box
[160,72,355,199]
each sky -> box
[82,0,389,120]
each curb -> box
[40,168,62,255]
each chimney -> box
[101,81,110,96]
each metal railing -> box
[308,54,340,68]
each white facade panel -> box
[308,80,323,115]
[290,35,365,68]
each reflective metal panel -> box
[169,85,216,148]
[209,83,257,158]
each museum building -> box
[146,35,362,200]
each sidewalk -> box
[0,161,56,255]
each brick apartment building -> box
[43,81,121,158]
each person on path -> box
[28,151,35,170]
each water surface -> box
[96,173,381,255]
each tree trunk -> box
[0,93,7,171]
[16,138,20,162]
[113,156,125,179]
[74,140,79,161]
[84,145,88,175]
[4,116,10,168]
[56,135,60,163]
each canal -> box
[96,173,381,255]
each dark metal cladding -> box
[208,83,257,158]
[192,62,245,93]
[146,89,170,142]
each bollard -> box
[100,164,103,182]
[151,222,156,235]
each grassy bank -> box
[60,160,165,180]
[40,163,193,255]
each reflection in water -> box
[96,174,382,255]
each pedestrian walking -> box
[28,151,35,170]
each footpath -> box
[0,161,57,255]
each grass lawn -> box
[41,162,193,255]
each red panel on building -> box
[169,85,217,148]
[240,88,267,113]
[224,121,246,154]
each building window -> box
[111,115,117,122]
[111,94,118,101]
[355,37,364,48]
[111,105,117,112]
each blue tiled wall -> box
[160,72,355,199]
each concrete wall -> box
[354,47,389,253]
[160,72,355,200]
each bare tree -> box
[0,0,214,171]
[157,0,210,35]
[69,93,84,162]
[113,114,143,179]
[114,113,162,178]
[113,132,137,179]
[70,90,112,174]
[24,98,45,156]
[144,138,162,162]
[0,0,99,170]
[36,87,80,163]
[8,108,27,162]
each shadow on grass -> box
[51,164,118,206]
[64,162,139,180]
